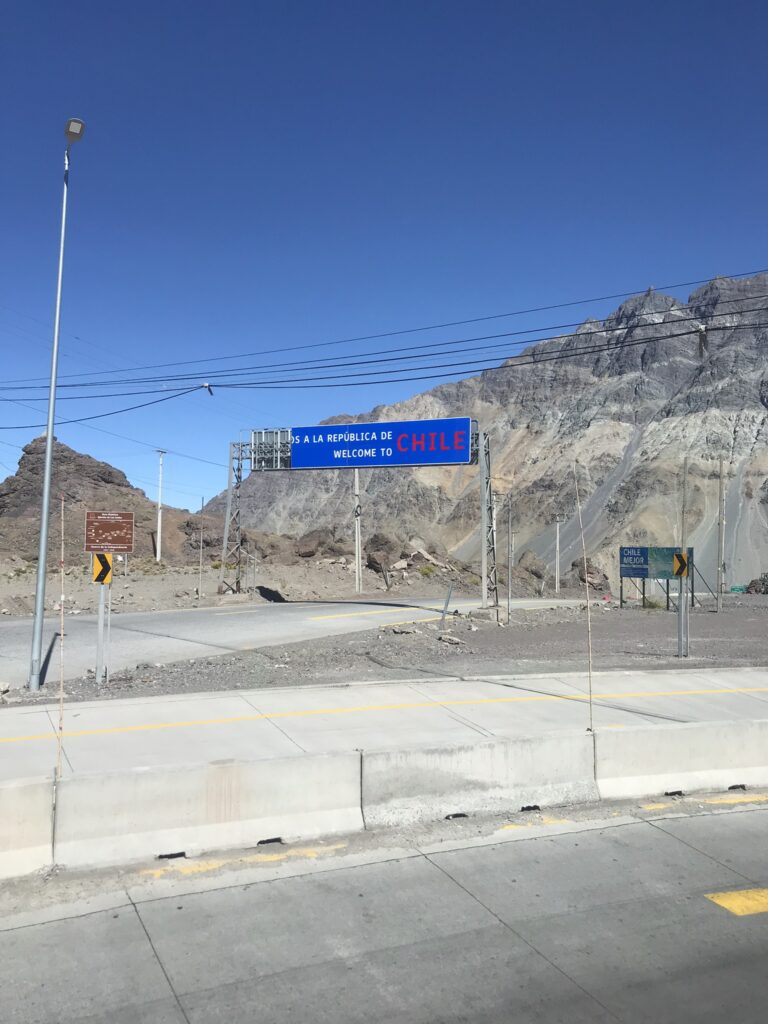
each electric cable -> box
[0,385,205,430]
[3,295,765,394]
[215,320,768,390]
[3,267,766,385]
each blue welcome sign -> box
[290,417,473,469]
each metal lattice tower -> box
[479,431,499,608]
[219,442,245,594]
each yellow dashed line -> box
[706,888,768,916]
[3,685,768,745]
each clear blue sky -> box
[1,1,766,508]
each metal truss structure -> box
[219,423,497,603]
[479,431,499,609]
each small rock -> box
[438,634,465,645]
[391,626,417,635]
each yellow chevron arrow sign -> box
[92,552,113,585]
[673,551,688,577]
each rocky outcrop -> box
[0,437,206,566]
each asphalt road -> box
[0,596,584,689]
[2,806,767,1023]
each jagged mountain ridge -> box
[207,272,768,588]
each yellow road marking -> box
[642,802,673,811]
[701,793,768,806]
[140,842,346,879]
[3,685,768,745]
[310,603,475,621]
[705,888,768,916]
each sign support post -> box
[480,432,488,608]
[717,457,725,613]
[96,583,106,683]
[507,500,513,622]
[353,468,363,595]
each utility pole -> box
[29,118,86,692]
[717,457,725,613]
[156,449,166,562]
[198,496,205,602]
[507,497,515,621]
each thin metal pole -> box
[480,431,488,609]
[555,519,561,594]
[156,449,165,562]
[105,583,112,685]
[717,457,725,612]
[353,468,362,594]
[198,496,205,601]
[573,465,594,732]
[507,500,512,621]
[95,584,106,683]
[56,494,66,780]
[678,457,689,657]
[29,147,72,692]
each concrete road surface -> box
[0,596,587,689]
[2,667,767,780]
[2,806,767,1023]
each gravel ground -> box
[7,594,767,706]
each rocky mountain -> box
[207,272,768,589]
[0,438,209,566]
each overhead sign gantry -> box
[220,417,497,607]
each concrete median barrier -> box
[596,719,768,800]
[362,732,598,827]
[53,753,363,868]
[0,776,53,880]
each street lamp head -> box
[64,118,85,144]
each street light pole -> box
[156,450,166,562]
[29,118,85,692]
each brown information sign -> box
[85,511,134,554]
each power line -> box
[45,304,768,393]
[1,315,763,427]
[215,320,768,390]
[0,385,206,430]
[5,294,766,395]
[4,267,766,386]
[0,386,200,403]
[0,397,227,469]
